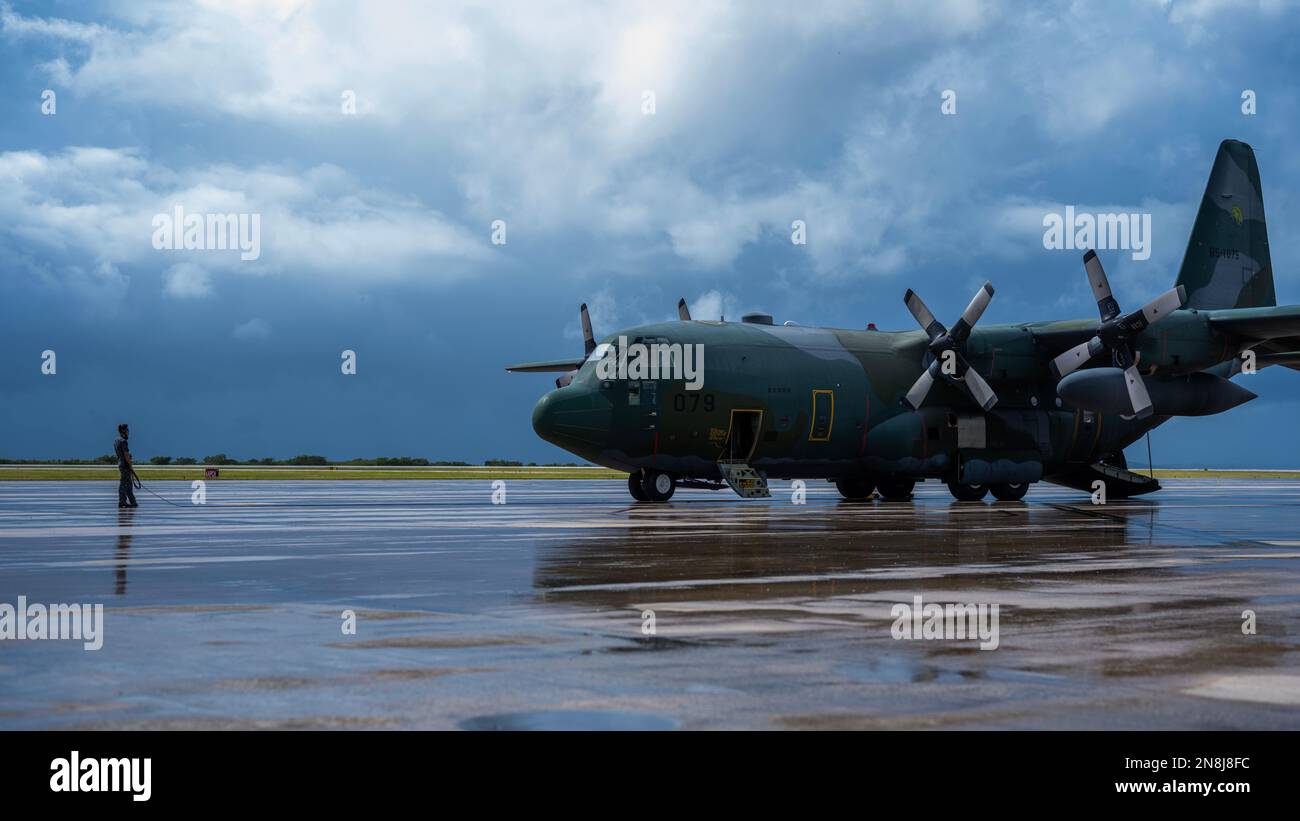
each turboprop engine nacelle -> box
[1057,369,1257,417]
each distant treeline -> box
[0,455,584,467]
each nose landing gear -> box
[629,469,676,502]
[627,472,648,501]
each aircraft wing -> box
[1207,304,1300,341]
[1204,305,1300,372]
[1028,323,1101,358]
[505,359,585,373]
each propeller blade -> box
[903,289,946,341]
[1116,285,1185,336]
[903,282,1000,412]
[1142,284,1186,325]
[961,363,999,411]
[951,282,995,341]
[579,303,596,357]
[1051,336,1105,379]
[678,298,691,321]
[902,362,939,410]
[1083,250,1121,322]
[1124,364,1154,419]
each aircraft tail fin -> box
[1176,139,1275,310]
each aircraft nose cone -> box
[531,386,610,457]
[532,393,556,440]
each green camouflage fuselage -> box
[524,141,1299,494]
[530,310,1240,485]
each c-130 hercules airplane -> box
[509,140,1300,503]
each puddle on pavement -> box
[836,656,969,684]
[459,710,680,731]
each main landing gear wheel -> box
[875,477,915,501]
[640,470,676,502]
[947,480,989,501]
[990,482,1030,501]
[627,471,649,501]
[835,477,875,500]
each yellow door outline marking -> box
[808,389,834,442]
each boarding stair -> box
[717,461,770,498]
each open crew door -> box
[717,408,770,498]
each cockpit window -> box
[585,342,615,364]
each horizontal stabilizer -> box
[1258,350,1300,367]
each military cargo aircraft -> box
[509,140,1300,503]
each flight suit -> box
[115,437,137,508]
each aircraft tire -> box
[835,477,875,500]
[947,480,989,501]
[990,482,1030,501]
[875,477,915,501]
[641,470,676,502]
[628,471,649,501]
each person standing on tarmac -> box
[114,423,139,508]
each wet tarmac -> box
[1,478,1299,729]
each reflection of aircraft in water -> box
[532,501,1157,611]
